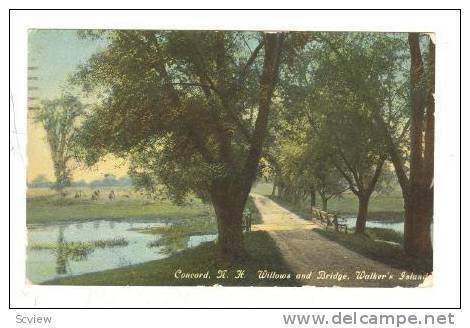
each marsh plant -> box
[29,237,130,261]
[147,235,190,255]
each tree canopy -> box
[35,93,84,190]
[72,30,297,261]
[46,30,434,265]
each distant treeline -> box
[28,174,133,188]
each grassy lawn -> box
[26,187,215,225]
[366,227,404,245]
[327,191,404,221]
[44,231,300,286]
[315,229,431,273]
[268,195,408,247]
[251,182,274,196]
[266,187,404,222]
[27,188,263,226]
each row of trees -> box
[29,174,132,188]
[263,32,434,261]
[35,30,434,264]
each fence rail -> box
[311,208,348,233]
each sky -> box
[27,30,128,183]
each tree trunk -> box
[320,195,328,211]
[209,33,284,264]
[404,188,433,266]
[403,196,413,250]
[403,33,434,267]
[271,181,277,197]
[310,185,316,209]
[212,192,244,263]
[355,194,370,234]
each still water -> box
[26,220,217,284]
[340,217,433,242]
[341,217,404,233]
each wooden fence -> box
[311,208,348,233]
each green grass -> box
[266,191,405,244]
[251,182,274,196]
[134,195,260,252]
[27,188,214,225]
[315,229,431,273]
[135,220,217,253]
[44,231,300,286]
[29,237,129,249]
[267,189,404,222]
[365,227,404,245]
[328,192,404,219]
[29,237,130,260]
[30,241,93,260]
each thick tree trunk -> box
[209,33,284,264]
[212,191,244,263]
[355,195,370,234]
[404,189,433,265]
[404,33,434,267]
[403,195,413,250]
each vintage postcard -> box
[23,28,436,289]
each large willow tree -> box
[73,30,297,262]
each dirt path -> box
[251,194,428,287]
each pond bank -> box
[44,231,300,286]
[27,219,218,283]
[26,190,264,284]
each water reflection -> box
[27,220,217,283]
[55,227,67,274]
[340,217,433,242]
[341,217,404,233]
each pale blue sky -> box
[28,29,106,100]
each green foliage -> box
[365,227,404,245]
[35,93,85,190]
[29,175,53,188]
[264,33,409,208]
[269,190,404,222]
[29,238,129,261]
[72,31,288,204]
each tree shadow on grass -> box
[315,229,432,274]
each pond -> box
[26,220,217,284]
[339,217,433,241]
[340,217,404,233]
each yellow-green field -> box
[26,187,213,225]
[27,186,262,226]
